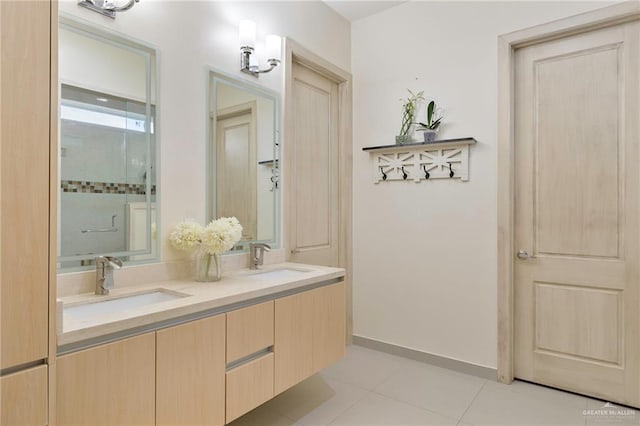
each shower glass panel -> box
[58,85,156,269]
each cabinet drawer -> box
[1,365,48,425]
[227,301,274,363]
[225,353,274,423]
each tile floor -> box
[229,345,639,426]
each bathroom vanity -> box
[55,263,346,425]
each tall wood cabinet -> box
[0,0,55,424]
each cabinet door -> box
[56,333,156,425]
[274,290,314,394]
[0,0,51,370]
[1,365,48,425]
[312,282,346,373]
[156,315,225,426]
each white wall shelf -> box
[362,137,477,183]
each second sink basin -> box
[249,267,312,280]
[64,289,189,319]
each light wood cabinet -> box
[227,301,274,363]
[0,0,51,371]
[156,315,226,426]
[274,282,346,394]
[56,333,156,425]
[225,353,274,423]
[53,280,345,425]
[1,365,48,426]
[274,290,315,394]
[312,282,346,373]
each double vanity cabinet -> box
[55,276,346,425]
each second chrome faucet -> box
[249,243,271,270]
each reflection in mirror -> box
[209,72,279,251]
[58,17,158,270]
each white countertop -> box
[58,262,345,349]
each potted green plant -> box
[396,90,424,144]
[417,100,443,143]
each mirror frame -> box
[207,69,281,252]
[57,14,161,271]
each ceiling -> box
[323,1,407,22]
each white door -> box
[216,105,257,241]
[289,62,339,266]
[514,21,640,406]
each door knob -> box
[517,250,535,260]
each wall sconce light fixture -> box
[78,0,139,19]
[239,20,282,78]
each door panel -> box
[290,63,339,266]
[514,22,640,406]
[534,283,621,364]
[535,47,620,258]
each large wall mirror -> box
[209,72,279,251]
[58,16,158,270]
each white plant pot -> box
[423,129,438,143]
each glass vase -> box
[194,248,222,282]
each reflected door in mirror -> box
[216,104,257,242]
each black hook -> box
[401,166,408,180]
[380,166,387,181]
[448,163,455,178]
[423,165,430,180]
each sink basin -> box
[64,289,188,319]
[249,267,312,280]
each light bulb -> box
[239,20,256,49]
[265,34,282,62]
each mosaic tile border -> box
[61,180,156,195]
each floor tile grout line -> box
[326,390,379,426]
[319,371,387,392]
[321,360,405,393]
[367,386,463,424]
[326,388,372,426]
[365,361,487,424]
[455,379,488,426]
[277,373,380,426]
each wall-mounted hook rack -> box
[363,137,476,183]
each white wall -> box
[352,1,614,369]
[58,0,350,262]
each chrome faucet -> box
[249,243,271,270]
[95,256,123,295]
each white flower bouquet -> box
[170,217,243,281]
[170,217,243,254]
